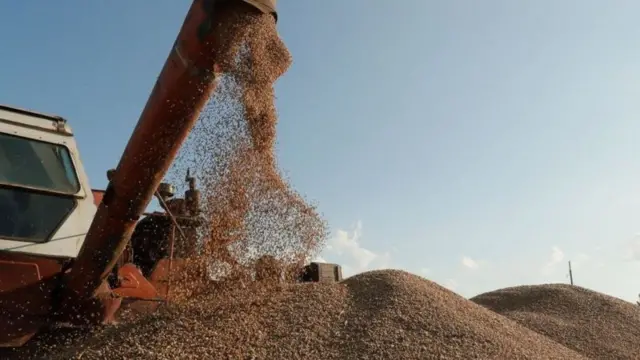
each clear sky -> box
[2,1,640,302]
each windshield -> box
[0,187,75,243]
[0,133,80,194]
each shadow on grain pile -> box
[472,284,640,360]
[8,270,589,360]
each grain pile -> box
[472,284,640,359]
[335,270,585,360]
[3,270,590,360]
[6,281,348,360]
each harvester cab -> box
[0,105,96,259]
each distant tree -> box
[637,294,640,306]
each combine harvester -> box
[0,0,341,348]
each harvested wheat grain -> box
[6,270,589,360]
[333,270,586,360]
[25,282,348,360]
[472,283,640,360]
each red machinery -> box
[0,0,279,347]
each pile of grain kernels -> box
[472,283,640,359]
[7,270,592,360]
[334,270,587,360]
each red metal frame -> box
[91,189,105,206]
[0,253,65,346]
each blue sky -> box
[2,1,640,301]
